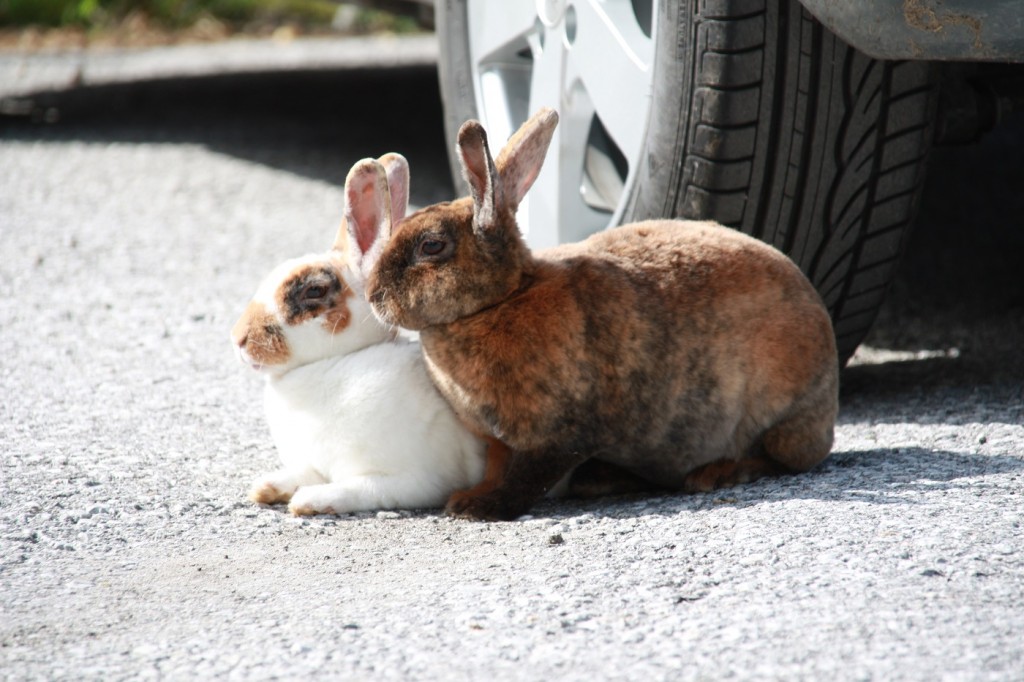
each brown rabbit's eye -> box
[419,239,447,257]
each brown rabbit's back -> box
[427,219,837,487]
[574,220,836,483]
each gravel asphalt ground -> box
[1,38,1023,680]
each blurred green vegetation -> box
[0,0,418,32]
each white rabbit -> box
[230,154,487,515]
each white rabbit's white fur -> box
[233,154,486,515]
[256,323,486,515]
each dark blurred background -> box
[0,0,427,47]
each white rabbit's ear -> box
[336,158,392,278]
[457,119,502,234]
[494,107,558,208]
[377,153,410,224]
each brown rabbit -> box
[366,108,839,521]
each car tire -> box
[437,0,938,364]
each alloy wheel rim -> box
[465,0,656,248]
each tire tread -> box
[668,0,936,363]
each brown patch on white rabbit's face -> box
[367,198,529,331]
[276,262,353,335]
[233,259,354,372]
[232,302,290,368]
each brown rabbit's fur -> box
[367,109,839,521]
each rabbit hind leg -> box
[682,402,835,493]
[759,399,836,473]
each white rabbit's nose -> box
[235,345,263,372]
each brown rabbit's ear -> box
[494,107,558,208]
[377,153,410,224]
[335,158,392,278]
[457,119,502,233]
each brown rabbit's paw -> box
[682,456,790,494]
[249,481,293,505]
[566,459,661,498]
[445,489,523,522]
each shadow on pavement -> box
[521,446,1024,520]
[0,66,456,207]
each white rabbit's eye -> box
[303,285,328,300]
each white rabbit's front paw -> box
[249,478,294,505]
[248,467,326,506]
[288,485,340,516]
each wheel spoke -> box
[569,0,654,159]
[525,14,567,116]
[467,1,538,63]
[523,54,610,246]
[519,27,571,248]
